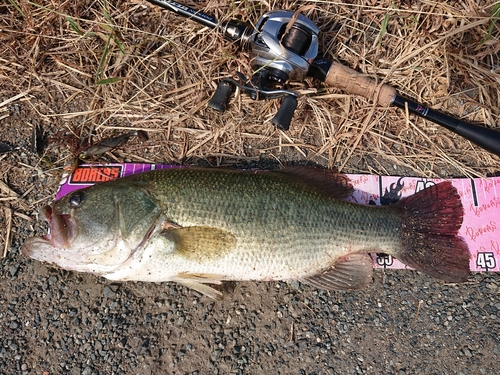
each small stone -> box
[9,264,20,277]
[103,285,117,299]
[210,349,222,362]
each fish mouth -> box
[39,205,76,248]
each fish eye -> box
[68,191,85,208]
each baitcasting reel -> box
[208,11,319,130]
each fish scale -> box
[124,168,403,278]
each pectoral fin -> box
[301,253,373,291]
[161,226,237,262]
[173,273,225,300]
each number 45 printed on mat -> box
[476,251,498,272]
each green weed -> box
[480,2,500,45]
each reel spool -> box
[208,11,319,130]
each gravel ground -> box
[2,249,500,375]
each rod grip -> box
[324,61,396,107]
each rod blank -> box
[393,95,500,157]
[145,0,218,29]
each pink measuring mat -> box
[55,163,500,273]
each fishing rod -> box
[145,0,500,157]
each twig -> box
[3,207,12,258]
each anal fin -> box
[301,253,373,291]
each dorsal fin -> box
[273,166,353,199]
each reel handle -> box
[208,81,234,112]
[272,95,298,131]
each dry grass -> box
[0,0,499,181]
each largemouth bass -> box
[22,167,470,299]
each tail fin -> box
[394,181,470,282]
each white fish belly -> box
[104,221,402,282]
